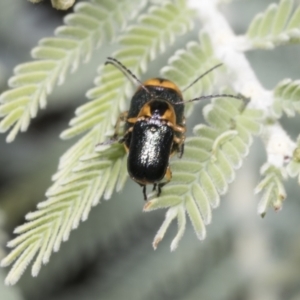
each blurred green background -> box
[1,1,300,299]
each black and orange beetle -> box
[104,57,242,200]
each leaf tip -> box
[260,212,266,218]
[4,272,19,286]
[31,265,40,277]
[196,229,206,241]
[143,200,154,211]
[152,237,162,250]
[0,257,9,268]
[170,241,178,252]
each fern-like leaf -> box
[0,0,146,142]
[161,31,222,116]
[1,0,194,285]
[287,135,300,184]
[254,163,287,217]
[246,0,300,49]
[61,1,194,139]
[144,96,263,250]
[272,78,300,117]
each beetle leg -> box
[127,117,138,124]
[157,185,162,197]
[113,111,128,140]
[118,126,133,145]
[143,185,147,201]
[173,117,186,134]
[178,137,185,158]
[175,125,186,133]
[173,124,186,133]
[153,183,157,191]
[138,183,147,201]
[173,136,181,144]
[173,135,185,158]
[166,121,186,134]
[165,165,172,182]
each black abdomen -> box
[127,120,173,183]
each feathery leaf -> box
[161,31,222,116]
[0,0,146,142]
[286,135,300,184]
[272,78,300,117]
[1,0,194,285]
[255,163,287,217]
[144,96,263,249]
[246,0,300,49]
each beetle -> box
[104,57,242,200]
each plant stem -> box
[188,0,296,167]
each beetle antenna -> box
[105,57,152,95]
[182,63,223,92]
[175,93,249,105]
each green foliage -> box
[287,135,300,183]
[61,0,194,139]
[255,163,287,217]
[0,0,194,285]
[161,31,222,116]
[246,0,300,49]
[0,0,146,142]
[272,78,300,117]
[1,0,300,290]
[144,97,263,249]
